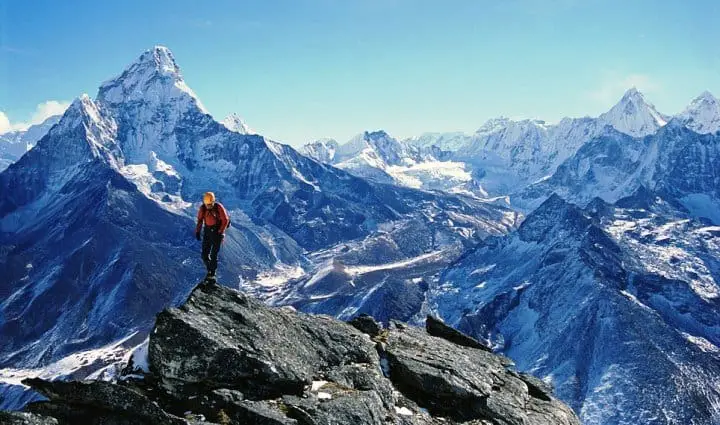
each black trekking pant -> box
[201,228,222,273]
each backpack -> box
[201,204,231,229]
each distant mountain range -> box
[304,88,720,205]
[0,116,62,172]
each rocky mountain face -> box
[0,116,61,171]
[0,46,517,410]
[300,138,339,164]
[428,191,720,425]
[1,281,580,425]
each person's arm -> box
[195,206,204,237]
[217,203,230,234]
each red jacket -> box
[196,202,229,234]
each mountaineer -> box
[195,192,230,280]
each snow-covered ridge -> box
[678,90,720,134]
[222,113,255,134]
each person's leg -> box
[208,232,222,275]
[201,231,212,272]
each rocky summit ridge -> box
[1,281,579,425]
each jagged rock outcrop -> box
[4,281,580,425]
[425,315,492,352]
[0,412,58,425]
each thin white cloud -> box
[0,100,70,134]
[587,73,661,106]
[0,112,12,134]
[30,101,70,125]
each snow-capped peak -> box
[96,45,207,113]
[144,45,181,77]
[678,91,720,134]
[94,46,214,164]
[222,113,255,134]
[598,87,669,137]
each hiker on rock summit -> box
[195,192,229,279]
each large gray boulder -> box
[149,281,378,399]
[21,379,209,425]
[3,281,579,425]
[382,322,578,425]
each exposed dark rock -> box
[149,281,377,400]
[323,363,394,408]
[348,314,383,337]
[21,379,201,425]
[515,372,554,402]
[204,389,294,425]
[0,411,58,425]
[425,315,492,352]
[382,323,578,425]
[3,282,579,425]
[282,390,389,425]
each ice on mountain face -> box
[119,155,189,212]
[385,160,473,191]
[447,90,667,199]
[405,131,471,151]
[302,88,679,202]
[0,115,61,171]
[96,46,209,164]
[98,46,204,109]
[678,91,720,134]
[396,89,678,201]
[302,138,339,163]
[222,113,255,134]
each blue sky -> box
[1,0,719,145]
